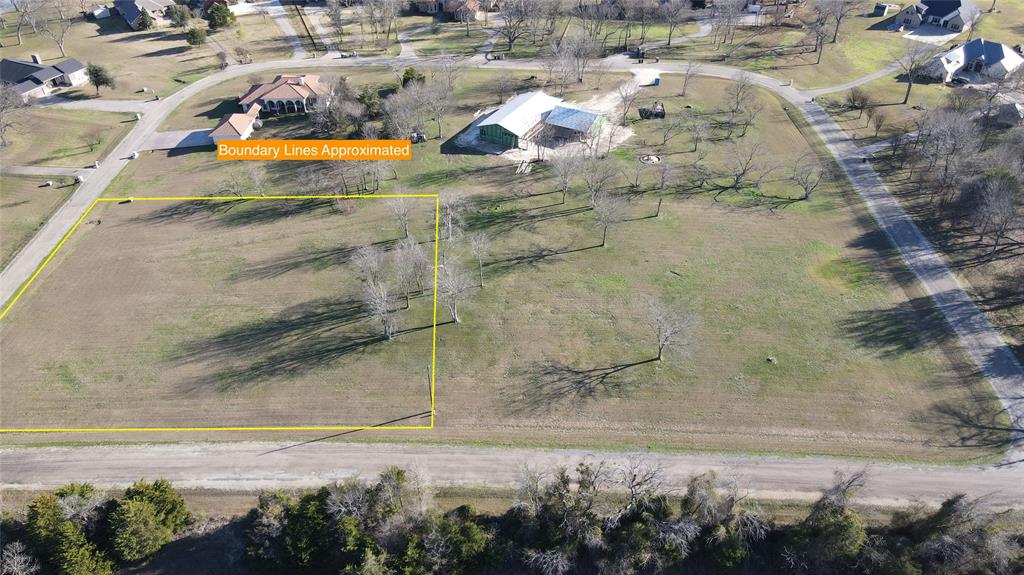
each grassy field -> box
[0,108,134,167]
[972,0,1024,45]
[820,77,954,144]
[209,13,294,62]
[657,4,950,90]
[0,176,75,268]
[407,22,491,56]
[0,69,1004,463]
[0,16,221,99]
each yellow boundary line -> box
[0,195,440,434]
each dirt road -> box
[2,442,1022,508]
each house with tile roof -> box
[894,0,979,32]
[238,74,329,115]
[211,103,262,145]
[924,38,1024,82]
[0,56,87,101]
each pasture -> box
[0,69,1003,463]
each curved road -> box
[1,34,1021,491]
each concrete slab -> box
[141,129,214,150]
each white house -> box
[894,0,979,32]
[925,38,1024,82]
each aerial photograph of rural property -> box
[1,0,1023,571]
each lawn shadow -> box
[232,237,400,281]
[171,296,385,392]
[502,358,656,415]
[916,398,1022,466]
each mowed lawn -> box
[0,16,221,99]
[0,108,134,167]
[0,176,74,268]
[208,13,294,62]
[0,194,437,429]
[0,70,1003,463]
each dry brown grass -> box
[0,71,1004,463]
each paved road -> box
[0,165,91,177]
[1,36,1021,479]
[2,442,1022,508]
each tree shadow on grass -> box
[231,237,400,281]
[502,358,656,415]
[838,296,956,359]
[918,399,1023,467]
[484,241,600,279]
[133,197,336,228]
[171,296,383,392]
[122,519,246,575]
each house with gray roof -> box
[924,38,1024,82]
[1,56,87,101]
[894,0,979,32]
[113,0,175,29]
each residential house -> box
[238,74,329,114]
[924,38,1024,82]
[478,90,604,149]
[894,0,979,32]
[113,0,176,29]
[210,103,262,145]
[413,0,480,18]
[1,56,88,101]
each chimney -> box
[296,76,305,86]
[30,54,43,64]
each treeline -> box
[1,480,189,575]
[3,465,1022,574]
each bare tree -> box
[395,234,430,297]
[422,82,453,139]
[353,244,385,283]
[559,30,600,84]
[432,55,466,93]
[387,196,413,238]
[591,191,627,247]
[440,193,465,241]
[845,86,872,119]
[657,114,688,147]
[581,157,619,204]
[1,542,39,575]
[383,81,428,139]
[363,278,395,340]
[619,458,667,508]
[467,232,491,287]
[549,148,584,203]
[10,0,43,45]
[39,16,73,57]
[811,8,831,64]
[680,61,701,97]
[0,84,27,147]
[820,0,863,43]
[661,0,692,46]
[893,40,935,104]
[439,260,473,323]
[871,108,888,137]
[686,115,710,152]
[494,74,515,104]
[723,141,766,193]
[616,82,641,126]
[524,549,571,575]
[497,0,532,51]
[651,300,698,361]
[791,153,830,201]
[724,72,755,114]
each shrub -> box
[123,480,191,534]
[109,499,173,563]
[186,27,207,46]
[206,3,236,30]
